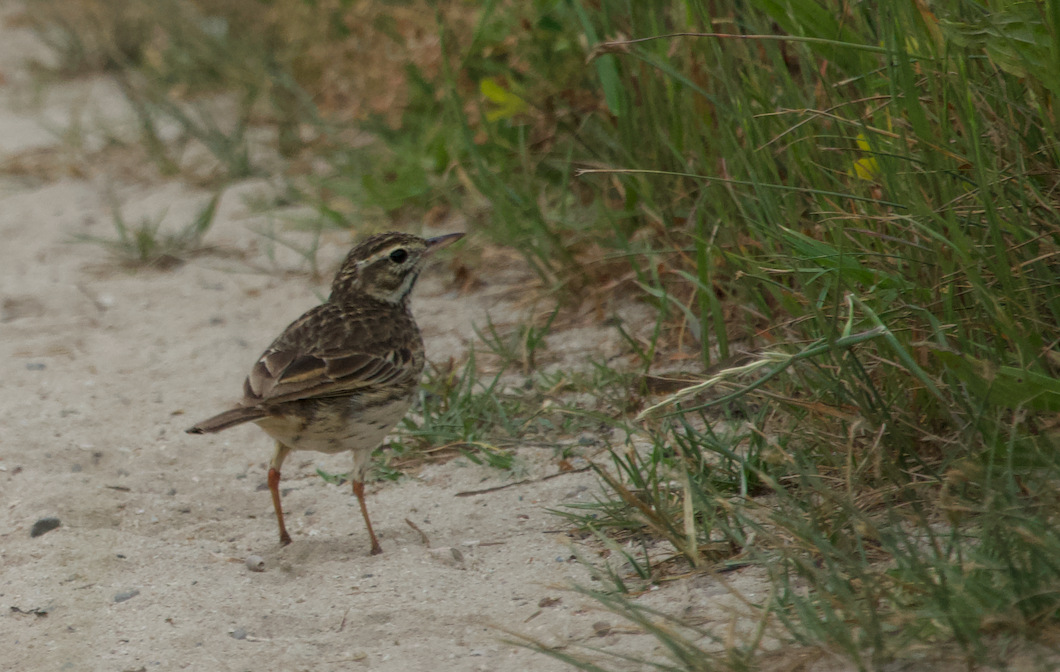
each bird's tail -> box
[186,407,267,434]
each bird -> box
[186,231,464,554]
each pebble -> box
[245,555,266,572]
[563,485,588,499]
[113,589,140,603]
[71,464,82,473]
[25,362,45,371]
[230,628,247,640]
[592,621,611,637]
[428,547,465,568]
[30,517,61,538]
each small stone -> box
[30,517,61,538]
[577,433,596,446]
[428,547,466,568]
[563,485,588,499]
[25,362,45,371]
[113,589,140,603]
[245,555,266,572]
[230,628,247,640]
[592,621,611,637]
[71,464,82,473]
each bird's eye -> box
[389,248,408,264]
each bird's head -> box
[330,231,464,305]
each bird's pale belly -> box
[254,396,413,455]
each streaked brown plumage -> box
[187,231,463,553]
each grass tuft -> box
[73,191,219,269]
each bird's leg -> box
[350,447,382,555]
[352,480,382,555]
[268,441,293,547]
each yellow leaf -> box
[852,157,880,180]
[851,133,879,180]
[480,78,528,122]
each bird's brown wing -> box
[240,302,422,406]
[242,346,417,405]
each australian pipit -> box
[187,231,463,554]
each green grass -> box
[428,0,1060,668]
[73,190,220,268]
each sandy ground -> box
[0,9,790,672]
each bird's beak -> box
[425,232,465,254]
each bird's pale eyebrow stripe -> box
[364,245,409,265]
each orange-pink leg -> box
[268,442,293,546]
[352,481,382,555]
